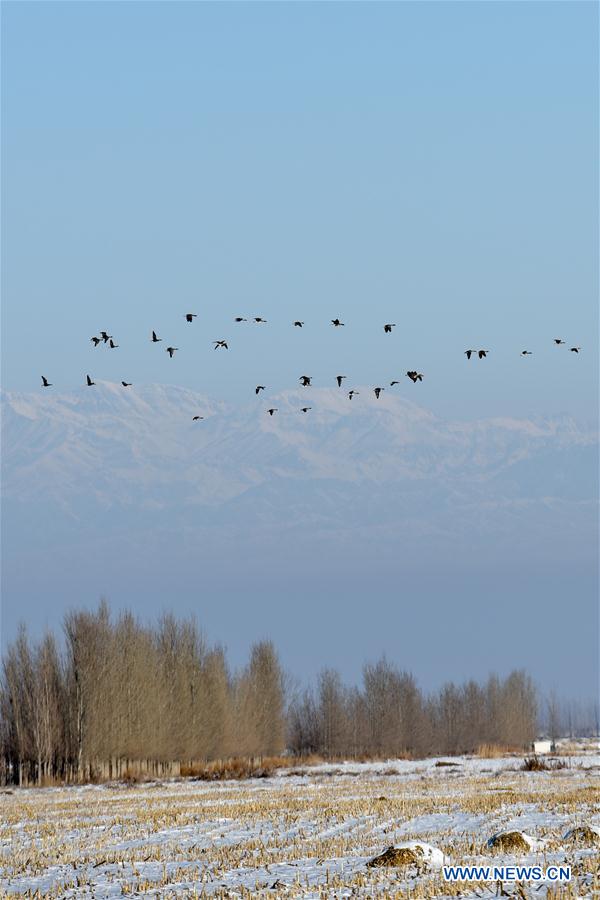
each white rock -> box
[487,830,545,851]
[394,841,445,867]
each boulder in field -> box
[563,825,600,847]
[487,831,541,853]
[367,841,444,868]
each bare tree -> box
[236,641,285,758]
[0,601,543,784]
[318,669,351,758]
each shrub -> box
[182,756,287,781]
[522,756,567,772]
[122,768,151,784]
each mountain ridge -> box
[2,382,596,510]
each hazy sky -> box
[2,2,598,696]
[2,1,597,419]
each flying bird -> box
[293,321,304,327]
[166,346,178,358]
[406,371,423,382]
[331,318,345,327]
[554,339,565,345]
[41,376,52,387]
[121,381,132,387]
[336,375,346,387]
[213,340,228,349]
[299,375,312,386]
[383,324,396,333]
[570,346,581,353]
[109,339,119,349]
[234,317,247,322]
[192,415,204,421]
[184,313,197,323]
[90,336,101,347]
[374,387,383,398]
[300,407,312,413]
[100,331,112,343]
[151,331,162,343]
[478,350,489,359]
[255,385,266,394]
[390,380,400,386]
[254,317,267,323]
[86,375,95,386]
[348,390,359,399]
[521,350,532,356]
[464,350,474,359]
[267,408,278,416]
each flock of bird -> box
[39,315,582,421]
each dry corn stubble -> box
[1,756,599,898]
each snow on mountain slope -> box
[2,381,595,497]
[1,382,597,566]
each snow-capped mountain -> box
[2,381,597,570]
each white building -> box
[532,740,553,754]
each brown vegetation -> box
[0,602,286,786]
[522,756,567,772]
[367,845,425,867]
[2,758,598,897]
[564,825,600,846]
[476,743,508,758]
[488,831,531,853]
[1,602,538,786]
[289,664,537,761]
[180,756,285,780]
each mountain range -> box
[2,381,596,567]
[2,380,598,692]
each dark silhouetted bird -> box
[267,408,278,416]
[406,371,423,382]
[478,350,489,359]
[100,331,112,343]
[255,385,266,394]
[464,350,474,359]
[86,375,95,386]
[192,415,204,421]
[41,376,52,387]
[331,318,345,327]
[121,381,132,387]
[554,339,565,345]
[390,380,400,386]
[294,321,304,327]
[374,387,383,398]
[185,313,197,323]
[166,346,178,358]
[90,336,101,347]
[521,350,532,356]
[570,346,581,353]
[109,339,118,349]
[151,331,162,343]
[336,375,346,387]
[299,375,311,386]
[300,407,312,413]
[383,324,396,333]
[254,317,267,323]
[348,390,359,399]
[234,317,247,322]
[213,340,228,349]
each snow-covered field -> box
[1,751,599,898]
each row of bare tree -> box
[288,664,537,758]
[1,602,285,785]
[1,602,537,785]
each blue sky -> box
[2,1,597,420]
[1,2,598,694]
